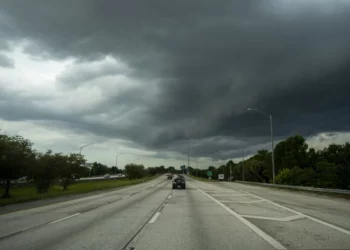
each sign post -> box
[207,171,212,179]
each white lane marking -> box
[207,190,242,193]
[168,195,172,199]
[241,214,305,222]
[190,183,286,250]
[50,213,80,224]
[211,194,248,197]
[243,190,350,236]
[148,212,161,224]
[220,200,264,204]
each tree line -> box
[189,135,350,190]
[0,133,173,199]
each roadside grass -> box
[0,175,159,206]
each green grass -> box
[0,175,159,206]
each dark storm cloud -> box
[1,0,350,159]
[0,53,14,68]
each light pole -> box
[79,143,94,155]
[79,143,94,177]
[247,108,275,184]
[242,149,245,181]
[116,153,132,170]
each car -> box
[104,174,111,179]
[71,174,80,180]
[172,176,186,189]
[167,174,173,180]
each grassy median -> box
[0,175,159,206]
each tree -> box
[125,164,145,179]
[0,134,35,198]
[58,153,85,190]
[34,150,62,193]
[147,167,157,175]
[274,135,308,172]
[111,166,118,174]
[91,162,110,176]
[167,166,175,173]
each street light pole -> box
[116,153,133,170]
[242,150,245,181]
[79,143,94,155]
[269,114,276,184]
[79,143,94,178]
[247,108,276,184]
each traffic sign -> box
[207,171,212,177]
[181,165,186,170]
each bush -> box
[276,166,317,186]
[125,164,145,179]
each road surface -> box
[80,175,125,181]
[0,176,350,249]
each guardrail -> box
[235,181,350,195]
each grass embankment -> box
[0,175,159,206]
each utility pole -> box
[242,149,245,181]
[187,146,190,174]
[270,114,275,184]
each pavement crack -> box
[122,190,171,250]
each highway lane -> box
[1,176,350,249]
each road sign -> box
[207,171,212,177]
[181,165,186,170]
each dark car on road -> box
[172,175,186,189]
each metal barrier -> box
[235,181,350,195]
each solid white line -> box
[241,214,305,222]
[168,195,172,199]
[211,194,248,197]
[149,212,161,224]
[207,190,242,193]
[190,183,286,250]
[50,213,80,224]
[220,200,264,204]
[242,190,350,236]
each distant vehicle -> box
[71,174,80,180]
[104,174,111,179]
[218,174,224,181]
[18,176,28,181]
[117,173,122,177]
[167,174,173,180]
[172,176,186,189]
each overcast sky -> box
[1,0,350,169]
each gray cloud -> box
[0,53,14,68]
[56,56,129,87]
[1,0,350,160]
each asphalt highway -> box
[1,176,350,250]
